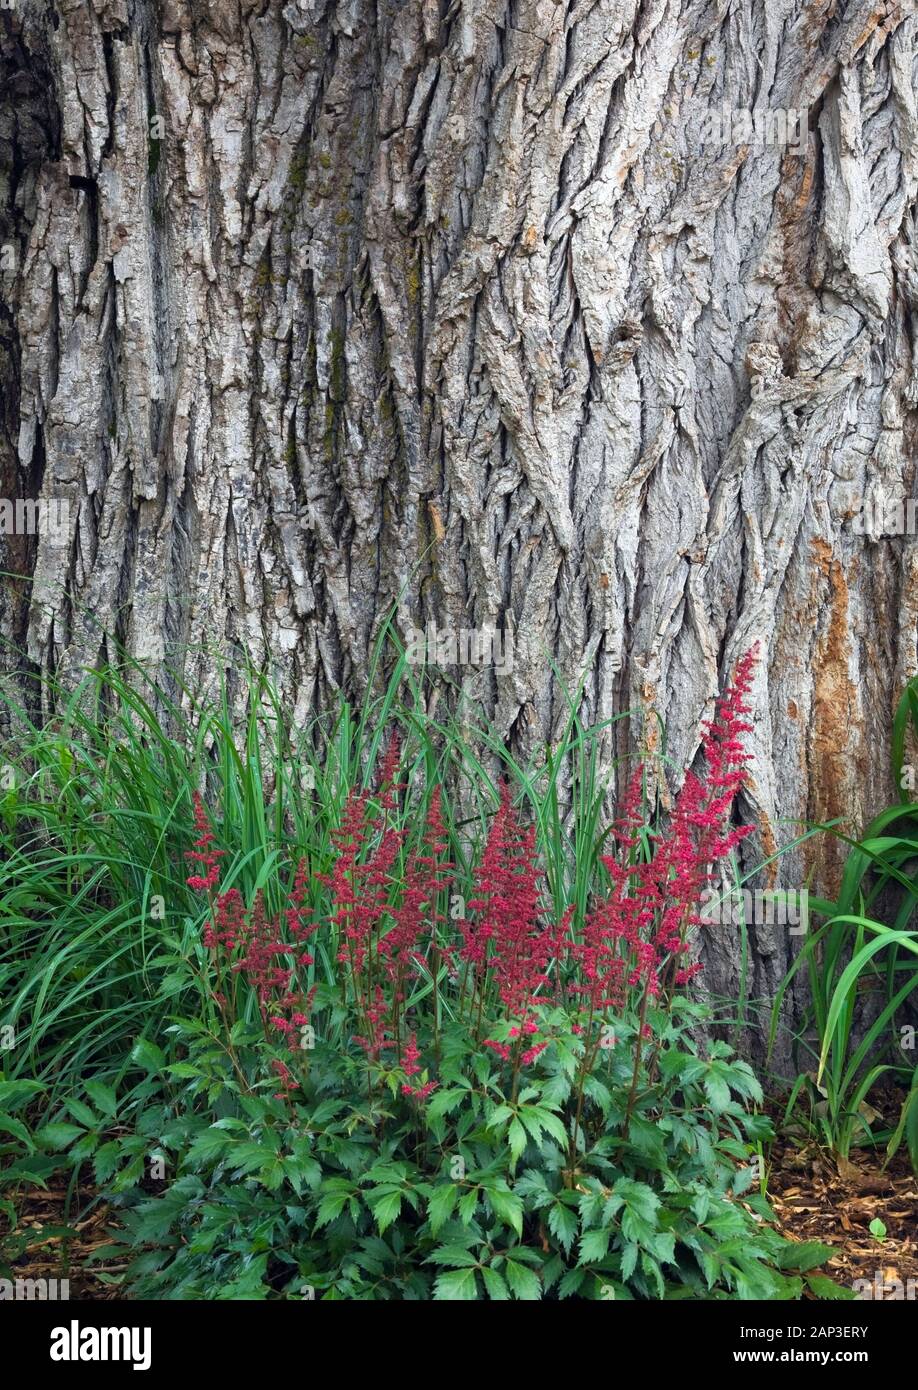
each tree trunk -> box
[2,0,917,1068]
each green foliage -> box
[6,1008,838,1300]
[0,649,842,1299]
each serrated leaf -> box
[578,1228,610,1265]
[0,1111,33,1148]
[83,1081,118,1118]
[458,1188,479,1225]
[776,1240,835,1272]
[34,1122,85,1151]
[0,1080,43,1112]
[427,1183,459,1236]
[508,1117,527,1163]
[547,1200,578,1253]
[504,1258,542,1300]
[64,1098,97,1128]
[487,1184,523,1239]
[315,1187,354,1229]
[806,1273,857,1300]
[92,1141,123,1184]
[368,1188,403,1235]
[615,1179,661,1223]
[434,1267,479,1300]
[558,1266,586,1298]
[131,1038,166,1073]
[426,1244,480,1267]
[185,1128,233,1168]
[481,1265,510,1299]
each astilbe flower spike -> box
[462,783,567,1073]
[187,795,318,1095]
[185,790,226,891]
[577,646,759,1036]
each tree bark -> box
[2,0,917,1067]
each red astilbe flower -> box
[399,1031,439,1100]
[317,733,419,1061]
[463,784,567,1068]
[285,856,318,968]
[378,787,454,998]
[185,790,226,891]
[576,646,759,1022]
[186,797,318,1090]
[648,644,758,979]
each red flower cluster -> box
[462,783,567,1016]
[471,650,757,1062]
[185,790,225,891]
[400,1032,438,1099]
[573,646,758,1038]
[462,783,570,1074]
[188,795,317,1094]
[317,735,453,1073]
[183,651,757,1102]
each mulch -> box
[770,1139,918,1297]
[0,1182,123,1300]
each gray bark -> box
[2,0,918,1067]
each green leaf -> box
[84,1081,118,1118]
[315,1185,354,1229]
[558,1266,586,1298]
[806,1273,857,1300]
[34,1122,86,1151]
[487,1184,523,1238]
[703,1070,733,1113]
[0,1111,33,1148]
[614,1178,661,1224]
[776,1240,835,1272]
[185,1128,232,1168]
[481,1265,510,1299]
[547,1200,578,1254]
[869,1218,887,1241]
[434,1267,479,1300]
[368,1188,403,1235]
[0,1080,43,1112]
[458,1187,479,1225]
[504,1258,542,1300]
[131,1038,166,1073]
[92,1141,123,1184]
[111,1154,145,1191]
[426,1087,466,1123]
[508,1118,528,1163]
[641,1250,665,1297]
[64,1098,98,1128]
[578,1228,610,1265]
[426,1244,480,1268]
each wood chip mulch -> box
[1,1182,124,1299]
[770,1140,918,1297]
